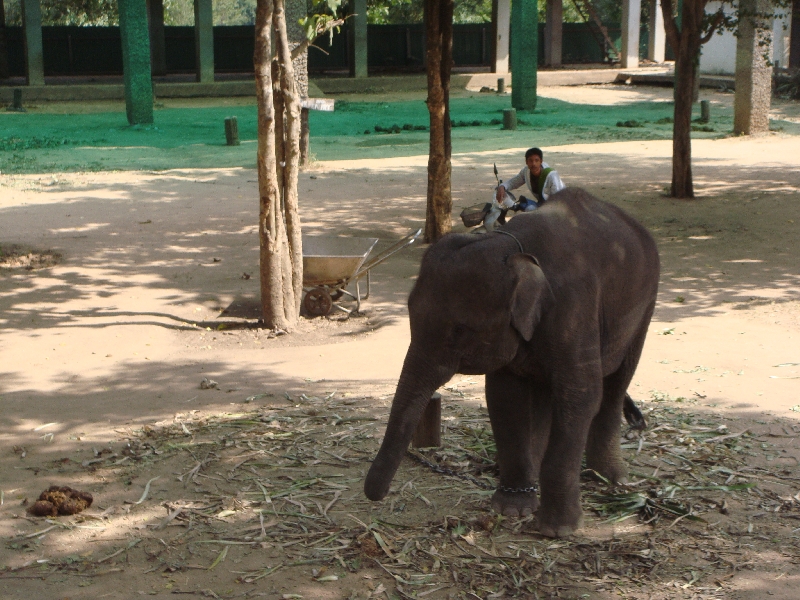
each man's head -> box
[525,147,543,177]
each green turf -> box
[2,91,786,174]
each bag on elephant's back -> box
[460,202,492,227]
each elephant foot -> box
[536,500,584,538]
[491,488,539,517]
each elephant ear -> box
[509,253,554,341]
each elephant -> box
[364,187,660,537]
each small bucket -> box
[460,202,491,227]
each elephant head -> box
[364,234,554,501]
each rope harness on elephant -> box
[405,449,538,494]
[495,229,525,253]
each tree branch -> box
[699,10,726,45]
[291,18,346,61]
[660,0,682,59]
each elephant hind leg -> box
[586,374,629,484]
[586,320,652,484]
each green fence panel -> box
[1,23,668,79]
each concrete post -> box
[648,0,666,63]
[544,0,563,67]
[511,0,538,111]
[21,0,45,86]
[147,0,167,76]
[620,0,641,68]
[491,0,510,74]
[119,0,154,125]
[348,0,368,78]
[734,0,773,135]
[194,0,214,83]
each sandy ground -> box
[1,85,800,599]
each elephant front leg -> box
[537,381,602,538]
[485,370,550,518]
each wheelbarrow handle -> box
[354,228,422,280]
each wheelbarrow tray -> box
[302,235,379,286]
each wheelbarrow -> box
[302,228,422,317]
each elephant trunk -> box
[364,346,454,501]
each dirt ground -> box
[1,84,800,600]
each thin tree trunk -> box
[662,0,704,199]
[273,59,286,207]
[255,0,291,329]
[274,0,304,316]
[424,0,454,244]
[671,45,696,198]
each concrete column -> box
[119,0,154,124]
[21,0,45,86]
[147,0,167,76]
[194,0,214,83]
[491,0,510,74]
[544,0,562,67]
[620,0,641,68]
[511,0,538,111]
[348,0,368,78]
[734,0,773,135]
[790,0,800,69]
[648,0,666,63]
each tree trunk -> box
[255,0,297,330]
[274,0,304,316]
[671,44,696,198]
[424,0,454,244]
[662,0,705,199]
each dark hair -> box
[525,147,543,160]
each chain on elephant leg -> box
[491,486,539,518]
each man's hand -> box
[495,186,506,202]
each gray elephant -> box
[364,188,659,537]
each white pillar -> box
[492,0,511,74]
[648,0,666,63]
[544,0,563,67]
[621,0,641,68]
[771,7,790,69]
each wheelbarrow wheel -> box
[304,287,333,317]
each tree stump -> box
[700,100,710,123]
[225,116,240,146]
[412,392,442,448]
[503,108,517,130]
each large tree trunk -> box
[274,0,304,315]
[255,0,301,330]
[424,0,454,244]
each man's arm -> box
[541,170,565,201]
[496,167,527,201]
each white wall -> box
[698,2,792,75]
